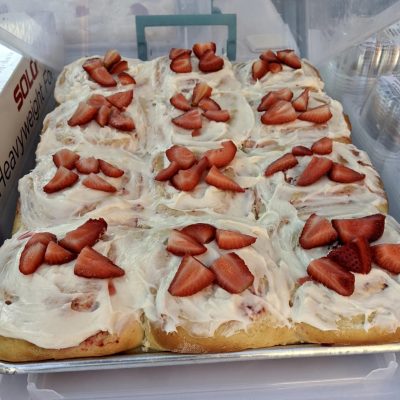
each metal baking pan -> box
[2,343,400,374]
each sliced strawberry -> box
[106,90,133,110]
[307,257,355,296]
[169,48,192,60]
[59,218,107,254]
[211,252,254,294]
[88,66,117,87]
[205,165,244,192]
[252,60,269,80]
[198,97,221,111]
[26,232,57,248]
[191,82,212,106]
[155,161,180,181]
[103,49,121,70]
[276,50,301,69]
[274,88,294,102]
[259,49,278,62]
[215,229,256,250]
[43,167,79,194]
[181,223,216,244]
[299,213,338,249]
[168,256,215,296]
[298,105,332,124]
[172,109,202,130]
[198,50,224,73]
[292,145,313,157]
[44,241,76,265]
[192,42,216,59]
[264,153,298,177]
[311,137,333,155]
[171,157,208,191]
[52,149,80,170]
[261,100,297,125]
[109,60,128,74]
[166,145,196,169]
[83,58,103,74]
[67,102,98,126]
[269,62,283,73]
[167,230,207,256]
[328,237,371,274]
[331,214,386,244]
[170,54,192,73]
[203,110,230,122]
[170,93,191,111]
[87,94,111,109]
[292,88,309,111]
[257,92,278,112]
[108,108,135,131]
[82,173,117,193]
[75,157,100,174]
[74,246,125,279]
[96,104,111,127]
[19,242,46,275]
[371,244,400,274]
[108,280,116,296]
[192,129,201,137]
[98,159,124,178]
[329,163,366,183]
[204,140,237,168]
[118,72,136,85]
[296,156,333,186]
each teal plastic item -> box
[135,13,237,61]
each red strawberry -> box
[19,242,46,275]
[118,72,136,85]
[44,241,76,265]
[329,163,366,183]
[252,60,269,80]
[26,232,57,248]
[59,218,107,253]
[198,97,221,111]
[74,246,125,279]
[259,49,278,62]
[172,109,202,130]
[166,145,196,169]
[257,92,278,112]
[83,58,103,74]
[108,280,116,296]
[52,149,80,170]
[82,173,117,193]
[168,256,215,297]
[103,49,121,70]
[181,223,216,244]
[264,153,298,177]
[276,50,301,69]
[192,42,216,59]
[332,214,386,244]
[299,213,338,249]
[109,60,128,74]
[198,50,224,73]
[191,82,212,106]
[307,257,355,296]
[203,110,230,122]
[211,252,254,294]
[98,159,124,178]
[269,62,283,73]
[298,105,332,124]
[96,105,111,127]
[108,108,135,131]
[171,157,209,191]
[328,237,371,274]
[371,244,400,274]
[68,102,97,126]
[155,161,180,181]
[296,157,333,186]
[311,137,333,155]
[170,54,192,73]
[88,66,117,87]
[275,88,294,101]
[170,93,191,111]
[106,90,134,110]
[75,157,100,174]
[205,166,244,192]
[87,94,111,109]
[169,48,192,60]
[192,129,201,137]
[292,88,309,111]
[216,229,256,250]
[292,145,313,156]
[261,100,297,125]
[204,140,237,168]
[43,167,79,193]
[167,230,207,256]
